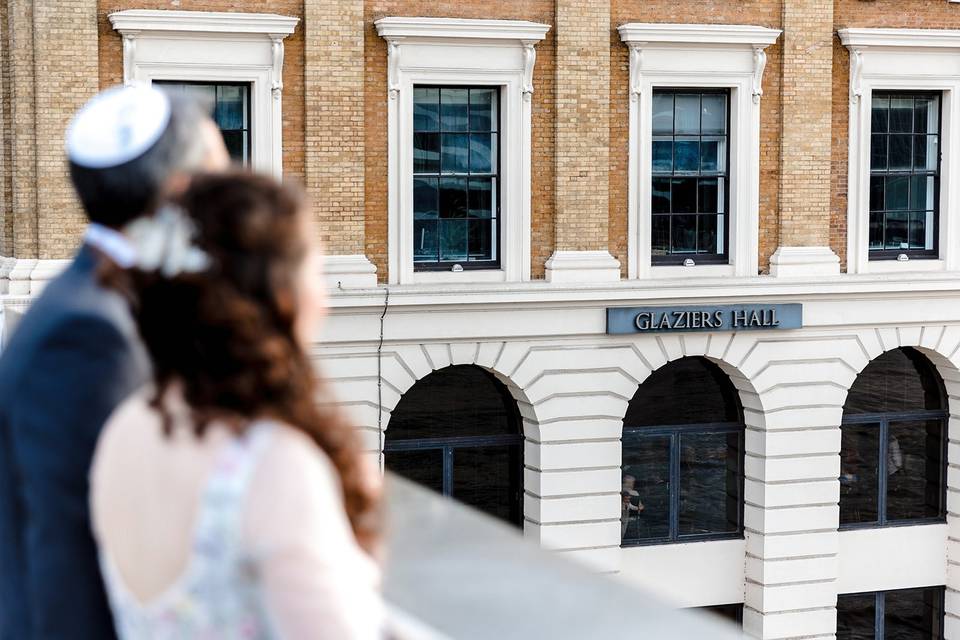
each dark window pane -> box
[886,420,944,521]
[914,95,937,134]
[837,592,876,640]
[700,139,722,173]
[625,357,741,427]
[414,132,440,173]
[675,94,700,134]
[440,133,469,173]
[914,135,933,171]
[216,85,246,130]
[885,211,908,250]
[413,177,439,219]
[652,139,673,172]
[674,139,700,172]
[889,96,914,133]
[871,134,888,171]
[652,178,671,213]
[885,175,909,210]
[870,176,884,212]
[885,587,944,639]
[671,215,697,253]
[672,178,697,213]
[910,175,933,211]
[440,88,469,131]
[697,214,718,254]
[414,87,440,131]
[872,95,889,133]
[469,133,495,173]
[889,135,913,170]
[387,449,444,494]
[439,219,468,261]
[652,215,670,255]
[869,211,883,249]
[413,220,438,262]
[701,94,726,135]
[452,446,521,523]
[908,210,929,250]
[439,177,467,218]
[388,366,520,440]
[221,131,245,162]
[468,178,493,218]
[840,423,880,525]
[845,348,945,414]
[698,179,719,214]
[467,218,494,261]
[652,92,674,134]
[678,432,740,536]
[469,88,496,132]
[622,435,671,543]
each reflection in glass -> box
[650,89,729,261]
[838,588,944,640]
[413,86,499,267]
[869,91,940,258]
[622,358,743,546]
[886,420,944,521]
[622,435,671,542]
[840,348,947,528]
[385,365,523,526]
[679,432,740,535]
[839,423,879,526]
[155,82,251,164]
[837,592,876,640]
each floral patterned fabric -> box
[99,423,276,639]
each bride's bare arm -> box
[242,427,384,639]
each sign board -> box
[606,303,802,335]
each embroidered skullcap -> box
[66,84,171,169]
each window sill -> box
[412,268,508,285]
[649,263,735,279]
[861,258,945,274]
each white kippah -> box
[66,84,171,169]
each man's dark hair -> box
[69,93,210,228]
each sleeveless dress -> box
[99,423,277,639]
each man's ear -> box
[162,171,192,200]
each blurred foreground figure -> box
[0,85,227,640]
[90,172,384,638]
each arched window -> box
[621,357,744,546]
[384,365,523,526]
[840,347,947,527]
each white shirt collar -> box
[84,222,137,268]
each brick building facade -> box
[4,1,960,638]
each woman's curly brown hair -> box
[108,170,380,554]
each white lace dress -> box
[91,393,383,640]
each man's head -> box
[66,84,230,229]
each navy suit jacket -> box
[0,245,149,639]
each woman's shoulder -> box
[254,421,342,497]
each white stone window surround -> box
[839,28,960,275]
[375,17,550,286]
[108,9,299,178]
[618,24,781,280]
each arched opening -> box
[620,356,745,546]
[840,347,947,527]
[384,365,523,526]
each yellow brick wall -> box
[779,0,833,249]
[305,0,365,254]
[554,0,609,253]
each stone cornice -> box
[374,17,549,43]
[617,23,781,47]
[108,9,298,37]
[839,27,960,50]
